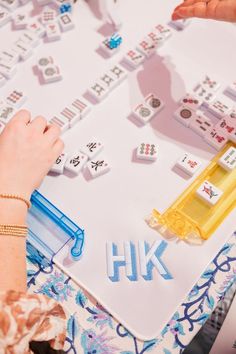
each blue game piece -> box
[108,33,122,49]
[59,3,72,14]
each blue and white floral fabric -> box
[26,233,236,354]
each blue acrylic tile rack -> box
[27,190,84,261]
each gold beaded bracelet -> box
[0,194,31,209]
[0,225,28,237]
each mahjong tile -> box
[80,140,103,159]
[20,31,40,47]
[50,152,67,174]
[193,85,216,105]
[65,151,88,175]
[204,128,228,151]
[87,81,108,102]
[13,39,33,61]
[0,6,11,27]
[100,33,121,57]
[27,20,46,38]
[13,12,29,30]
[0,0,18,12]
[136,143,158,161]
[170,19,191,30]
[174,105,196,127]
[58,13,74,32]
[87,158,110,178]
[136,37,156,58]
[41,65,62,83]
[0,73,6,87]
[133,103,155,125]
[196,180,223,206]
[200,75,220,92]
[5,89,27,109]
[37,56,55,70]
[218,147,236,172]
[229,129,236,143]
[228,107,236,119]
[0,49,19,65]
[100,72,117,91]
[226,81,236,98]
[0,121,5,134]
[109,64,127,85]
[71,97,91,119]
[0,60,17,78]
[123,49,145,68]
[144,93,165,114]
[207,99,231,119]
[215,117,236,137]
[46,22,61,41]
[60,106,80,128]
[155,24,172,40]
[180,93,202,110]
[0,102,15,123]
[147,29,165,47]
[175,153,202,176]
[189,113,213,137]
[49,115,69,133]
[41,7,57,25]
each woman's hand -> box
[0,110,64,200]
[172,0,236,23]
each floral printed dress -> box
[0,290,67,354]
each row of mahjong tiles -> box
[1,0,236,341]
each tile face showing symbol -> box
[175,153,202,176]
[193,85,216,105]
[0,0,18,11]
[5,89,27,108]
[13,40,33,61]
[65,151,88,175]
[204,128,228,150]
[80,140,103,160]
[144,93,165,114]
[155,24,172,39]
[87,158,110,178]
[46,22,61,41]
[13,13,28,29]
[133,103,155,125]
[226,81,236,98]
[215,117,236,137]
[136,37,156,57]
[200,75,220,92]
[0,7,11,27]
[207,99,231,119]
[123,49,145,68]
[50,152,67,174]
[27,20,46,37]
[60,106,80,128]
[21,31,40,47]
[147,29,165,47]
[100,72,117,91]
[136,143,158,161]
[180,93,202,110]
[170,19,190,30]
[0,73,6,87]
[0,121,5,134]
[87,81,108,102]
[189,113,213,137]
[109,64,127,85]
[228,107,236,119]
[174,105,196,127]
[218,147,236,172]
[0,102,15,123]
[71,98,91,119]
[196,180,223,206]
[101,34,121,57]
[49,115,69,133]
[0,60,17,78]
[37,56,54,70]
[58,13,74,32]
[41,65,62,83]
[41,7,57,25]
[1,49,19,65]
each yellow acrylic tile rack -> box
[148,142,236,244]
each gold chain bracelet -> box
[0,194,31,209]
[0,225,28,237]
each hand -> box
[172,0,236,23]
[0,110,64,200]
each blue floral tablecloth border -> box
[26,232,236,354]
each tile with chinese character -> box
[175,153,202,176]
[87,158,110,178]
[80,140,103,159]
[65,151,88,175]
[123,49,145,68]
[204,128,228,150]
[196,180,223,206]
[50,152,67,174]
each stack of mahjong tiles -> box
[0,0,75,88]
[50,139,110,180]
[174,75,236,151]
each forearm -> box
[0,199,28,292]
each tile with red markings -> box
[46,22,61,41]
[27,20,46,37]
[123,49,145,68]
[41,7,57,25]
[204,128,228,150]
[155,24,172,39]
[147,29,165,47]
[60,106,80,128]
[200,75,221,92]
[133,103,155,125]
[71,97,91,119]
[196,180,223,206]
[180,93,202,110]
[136,143,158,161]
[49,115,69,133]
[174,105,196,127]
[189,113,213,137]
[136,37,157,58]
[144,93,165,114]
[193,85,216,105]
[175,153,202,176]
[215,117,236,137]
[5,89,27,109]
[87,158,110,178]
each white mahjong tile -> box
[80,140,103,159]
[59,106,80,128]
[193,85,216,105]
[0,49,19,65]
[50,152,67,174]
[100,72,117,91]
[155,24,172,39]
[49,115,69,133]
[207,99,231,119]
[109,64,127,85]
[189,113,213,137]
[0,0,18,11]
[100,34,121,57]
[133,103,155,125]
[41,65,62,83]
[58,13,74,32]
[13,40,33,61]
[136,37,157,58]
[0,60,17,79]
[136,143,158,161]
[12,12,29,30]
[196,180,223,206]
[0,73,6,87]
[41,7,57,25]
[71,97,91,119]
[0,120,5,134]
[123,49,145,68]
[5,89,27,109]
[215,117,236,138]
[46,22,61,41]
[180,93,203,110]
[229,129,236,143]
[20,31,40,48]
[170,19,191,30]
[37,56,55,70]
[204,128,228,150]
[174,105,196,127]
[200,75,221,92]
[65,151,88,175]
[218,147,236,172]
[0,6,11,27]
[87,158,110,178]
[0,101,15,123]
[226,81,236,98]
[175,153,202,176]
[147,29,165,47]
[228,107,236,119]
[144,93,165,114]
[87,81,108,102]
[27,20,46,38]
